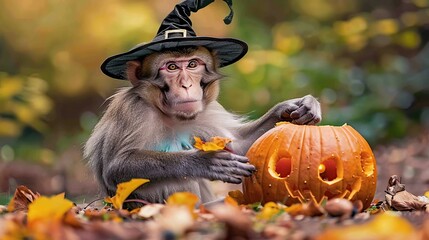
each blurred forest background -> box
[0,0,428,203]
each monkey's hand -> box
[275,94,321,125]
[196,150,255,184]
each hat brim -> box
[101,37,248,80]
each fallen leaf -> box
[105,178,150,209]
[384,175,427,211]
[7,185,40,212]
[157,206,195,235]
[27,193,74,225]
[389,190,427,211]
[0,217,28,240]
[193,136,231,151]
[316,213,417,240]
[256,202,284,220]
[227,190,245,205]
[138,204,164,219]
[166,192,199,218]
[211,204,255,239]
[83,208,109,221]
[63,208,82,228]
[224,195,239,207]
[285,201,324,217]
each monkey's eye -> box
[166,63,178,71]
[187,59,198,69]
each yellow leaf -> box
[224,195,239,207]
[14,104,36,124]
[317,213,416,240]
[193,136,204,150]
[0,76,24,99]
[166,192,199,218]
[28,95,53,115]
[256,202,283,220]
[27,193,73,224]
[0,219,28,240]
[193,136,231,151]
[104,178,150,209]
[167,192,199,208]
[0,119,22,137]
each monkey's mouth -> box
[173,100,202,114]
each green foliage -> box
[220,0,429,144]
[0,193,10,205]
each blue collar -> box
[155,133,193,152]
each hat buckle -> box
[165,29,187,39]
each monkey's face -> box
[127,47,221,121]
[146,47,220,121]
[158,56,206,120]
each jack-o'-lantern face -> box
[242,122,377,209]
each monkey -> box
[84,46,322,205]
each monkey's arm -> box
[102,149,254,191]
[233,95,321,155]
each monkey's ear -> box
[126,61,142,87]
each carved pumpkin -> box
[242,122,377,209]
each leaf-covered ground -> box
[1,175,428,240]
[1,132,429,240]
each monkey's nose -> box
[182,83,192,89]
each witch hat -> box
[101,0,248,80]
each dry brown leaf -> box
[83,208,109,221]
[227,190,245,205]
[389,190,427,211]
[210,204,255,239]
[385,175,428,211]
[7,185,40,212]
[63,208,83,228]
